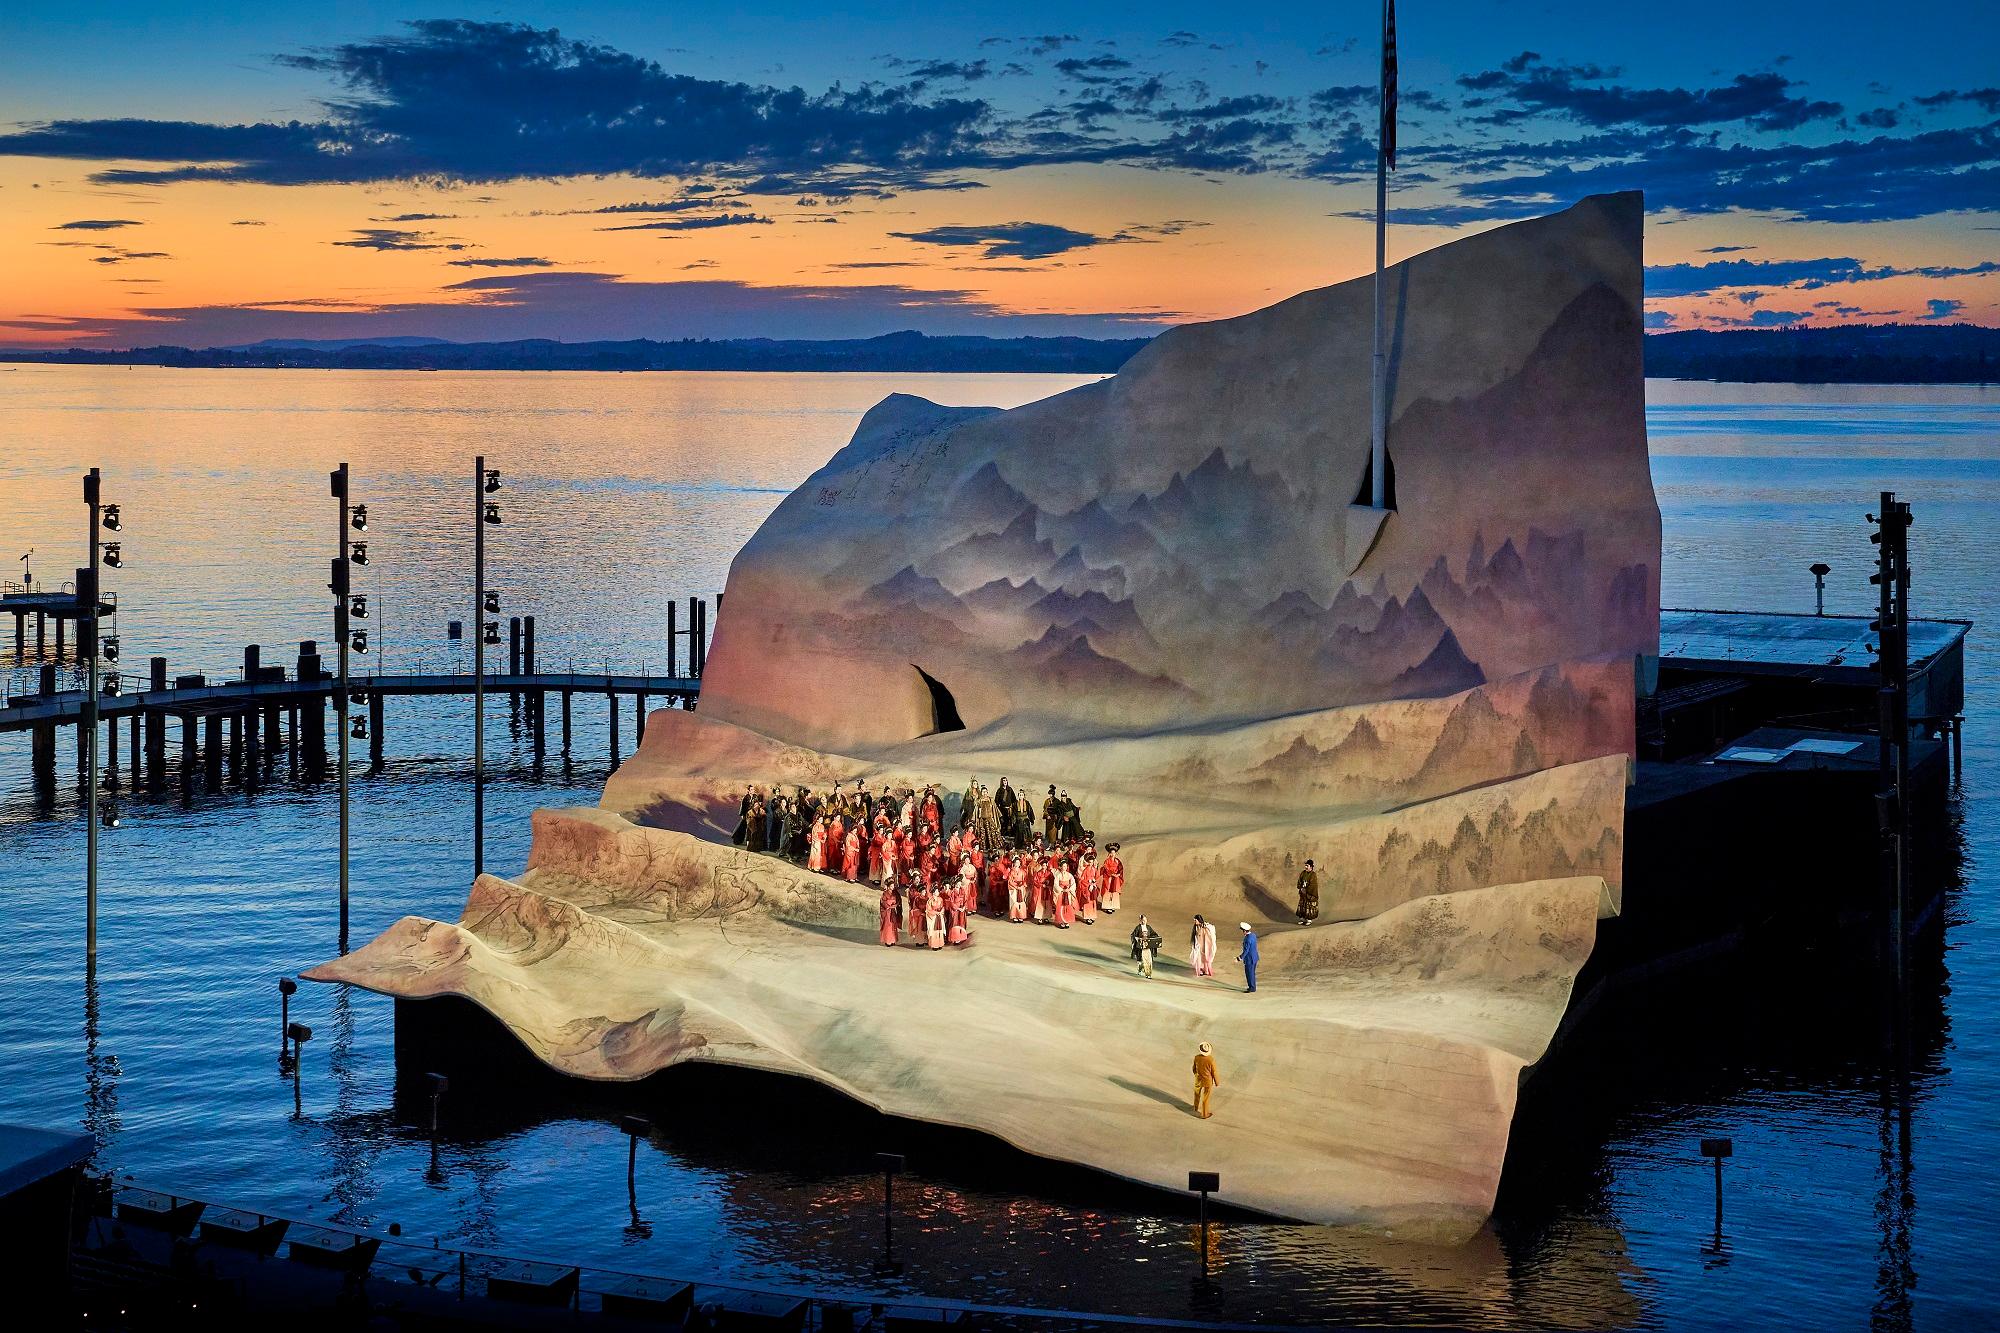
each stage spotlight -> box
[103,543,123,569]
[484,468,502,494]
[351,542,369,566]
[350,629,369,654]
[101,801,121,829]
[350,504,368,532]
[350,594,368,619]
[102,504,122,532]
[483,502,501,525]
[483,591,501,614]
[483,621,501,646]
[351,716,368,740]
[102,635,120,663]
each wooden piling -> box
[36,611,46,657]
[509,616,523,711]
[54,616,65,658]
[204,714,223,789]
[609,691,620,770]
[180,714,196,800]
[228,714,243,784]
[105,708,119,786]
[636,693,647,746]
[127,713,139,785]
[263,704,280,775]
[288,705,300,781]
[561,689,573,774]
[666,601,677,678]
[369,691,384,773]
[244,704,260,793]
[145,658,167,792]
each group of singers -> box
[731,777,1126,951]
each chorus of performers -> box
[730,777,1126,952]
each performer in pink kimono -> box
[924,887,947,950]
[904,868,927,944]
[826,813,845,872]
[1029,856,1051,923]
[1007,859,1029,922]
[878,882,900,946]
[807,816,827,873]
[842,826,862,882]
[1099,844,1125,913]
[1190,914,1218,977]
[1051,864,1078,928]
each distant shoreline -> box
[2,323,1995,384]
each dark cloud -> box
[1054,55,1134,85]
[1915,89,2000,113]
[1458,54,1841,131]
[889,220,1110,260]
[1854,107,1901,130]
[445,256,557,267]
[1162,31,1204,48]
[20,269,1173,347]
[597,214,773,231]
[332,228,467,251]
[882,58,991,84]
[0,20,990,190]
[1700,244,1754,253]
[1643,310,1676,329]
[1645,255,2000,298]
[1025,35,1079,57]
[1920,298,1966,319]
[1380,119,2000,224]
[374,211,455,221]
[1160,95,1285,122]
[55,218,143,230]
[231,219,265,226]
[88,249,169,264]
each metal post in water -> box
[82,468,102,962]
[474,455,486,879]
[331,463,351,949]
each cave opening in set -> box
[913,665,965,735]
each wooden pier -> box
[2,641,698,791]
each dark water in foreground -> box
[1,368,1996,1328]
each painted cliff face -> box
[701,191,1658,752]
[313,192,1662,1237]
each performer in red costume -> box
[924,887,946,950]
[842,826,862,882]
[1029,854,1052,923]
[878,881,900,946]
[807,816,827,873]
[988,853,1010,917]
[1007,858,1029,922]
[867,826,886,883]
[1052,862,1077,928]
[1099,843,1125,913]
[1077,849,1100,924]
[948,864,974,945]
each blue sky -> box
[2,2,1994,345]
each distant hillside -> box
[1643,323,1999,384]
[1,330,1152,374]
[4,323,1994,382]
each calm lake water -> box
[1,366,1996,1329]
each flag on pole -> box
[1382,0,1398,171]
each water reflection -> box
[81,961,121,1154]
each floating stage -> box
[308,191,1954,1242]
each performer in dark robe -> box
[1295,858,1321,925]
[1042,786,1062,843]
[732,787,752,845]
[745,797,766,855]
[788,799,810,862]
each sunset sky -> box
[2,1,1995,347]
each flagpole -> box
[1371,0,1389,510]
